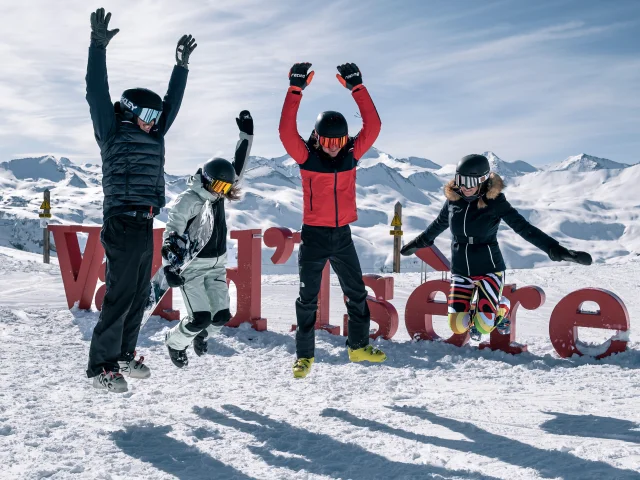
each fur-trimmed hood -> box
[444,173,504,209]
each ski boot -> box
[166,333,189,368]
[118,351,151,379]
[468,322,482,341]
[193,331,208,357]
[93,369,128,393]
[495,297,512,335]
[495,316,511,335]
[348,345,387,363]
[293,357,314,379]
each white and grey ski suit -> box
[165,131,252,350]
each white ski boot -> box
[118,351,151,379]
[93,369,128,393]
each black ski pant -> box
[295,224,370,358]
[86,213,153,377]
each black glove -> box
[236,110,253,135]
[164,266,185,288]
[90,8,119,48]
[549,244,593,265]
[289,63,314,90]
[400,235,432,256]
[161,232,188,264]
[176,34,197,69]
[336,63,363,90]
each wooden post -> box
[41,189,51,264]
[391,202,402,273]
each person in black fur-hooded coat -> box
[401,153,592,339]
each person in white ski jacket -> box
[162,111,253,367]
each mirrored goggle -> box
[208,179,233,195]
[455,173,489,188]
[319,135,348,149]
[134,107,162,124]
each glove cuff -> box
[288,86,303,94]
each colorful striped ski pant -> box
[448,272,506,334]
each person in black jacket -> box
[85,8,196,392]
[402,154,592,340]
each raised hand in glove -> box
[548,244,592,265]
[176,34,197,69]
[400,235,432,256]
[336,63,363,90]
[164,266,185,288]
[289,62,314,90]
[236,110,253,135]
[90,8,119,48]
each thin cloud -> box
[0,0,638,171]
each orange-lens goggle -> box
[208,179,233,195]
[318,135,348,149]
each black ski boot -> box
[165,333,189,368]
[193,331,208,356]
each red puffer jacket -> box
[279,85,381,227]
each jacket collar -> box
[444,172,504,209]
[188,173,220,202]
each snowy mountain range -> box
[0,150,637,273]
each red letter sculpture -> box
[343,274,399,340]
[226,229,267,331]
[549,288,630,359]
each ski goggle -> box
[455,173,489,189]
[318,135,348,150]
[207,179,233,195]
[136,107,162,124]
[120,96,162,124]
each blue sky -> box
[0,0,638,173]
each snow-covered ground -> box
[0,247,638,479]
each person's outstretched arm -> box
[156,35,195,136]
[401,201,450,255]
[85,8,119,145]
[492,193,591,264]
[335,63,382,161]
[232,111,254,185]
[492,194,560,254]
[279,62,314,165]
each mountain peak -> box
[480,151,537,177]
[549,153,628,172]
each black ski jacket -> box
[86,44,188,219]
[418,174,559,276]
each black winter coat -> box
[86,44,188,219]
[419,174,559,276]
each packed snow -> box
[0,245,638,479]
[1,150,639,478]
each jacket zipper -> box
[309,178,313,211]
[463,203,470,275]
[334,169,339,227]
[487,245,496,269]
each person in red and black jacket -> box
[279,62,387,378]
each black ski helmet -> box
[120,88,163,123]
[201,157,236,195]
[455,154,490,189]
[315,111,348,138]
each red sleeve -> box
[278,86,309,164]
[351,85,382,161]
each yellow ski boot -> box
[292,357,314,378]
[348,345,387,363]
